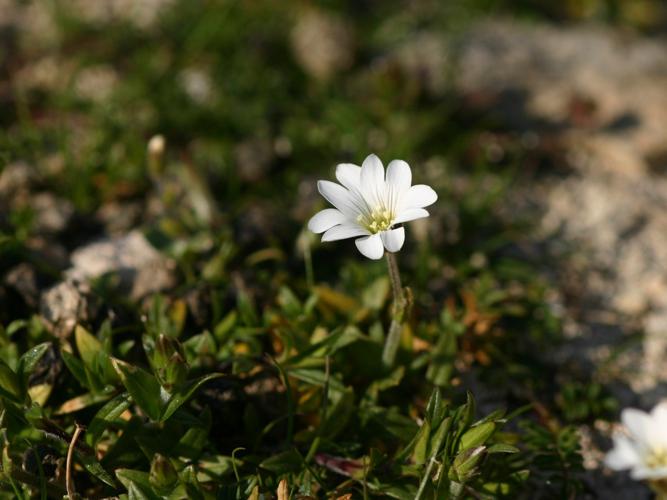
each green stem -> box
[304,234,314,289]
[382,252,407,367]
[650,479,667,499]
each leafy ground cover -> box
[1,0,656,498]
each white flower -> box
[605,401,667,480]
[307,154,437,260]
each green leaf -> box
[425,388,446,424]
[117,469,160,500]
[160,373,223,422]
[61,349,106,393]
[17,342,51,381]
[260,449,303,473]
[459,422,496,450]
[320,387,355,439]
[55,392,111,415]
[128,482,155,500]
[213,311,237,345]
[379,482,419,499]
[451,446,485,482]
[78,449,117,488]
[6,319,28,337]
[111,358,163,421]
[362,276,389,310]
[116,469,156,492]
[74,326,118,385]
[486,443,519,454]
[149,454,178,493]
[0,359,21,401]
[287,368,345,394]
[458,391,476,432]
[237,289,258,326]
[411,420,431,465]
[61,350,91,389]
[366,366,405,400]
[429,416,452,458]
[277,286,302,317]
[75,325,102,368]
[88,392,132,444]
[284,327,359,368]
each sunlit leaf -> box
[111,358,162,421]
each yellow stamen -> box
[358,206,394,234]
[647,448,667,468]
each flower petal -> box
[335,163,362,190]
[381,227,405,253]
[604,435,640,471]
[360,154,385,208]
[394,208,430,224]
[317,180,362,218]
[651,402,667,447]
[386,160,412,195]
[308,209,346,234]
[652,401,667,420]
[355,233,384,260]
[630,465,667,480]
[403,184,438,209]
[622,408,652,445]
[322,223,369,242]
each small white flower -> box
[308,154,437,260]
[605,401,667,480]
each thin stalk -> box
[65,424,84,500]
[651,479,667,500]
[304,234,314,289]
[382,252,407,367]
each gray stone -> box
[234,138,274,183]
[0,162,36,198]
[40,279,98,338]
[31,193,74,234]
[455,19,667,496]
[290,8,355,81]
[4,263,39,308]
[66,230,176,300]
[457,18,667,395]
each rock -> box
[73,64,118,102]
[95,201,143,235]
[66,230,176,300]
[31,193,74,234]
[383,31,449,98]
[455,19,667,497]
[290,8,355,81]
[456,21,667,157]
[4,263,39,308]
[0,162,36,199]
[39,231,175,337]
[25,237,69,271]
[40,279,99,338]
[64,0,174,30]
[178,67,214,105]
[234,138,274,183]
[457,19,667,395]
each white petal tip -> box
[355,234,384,260]
[381,227,405,253]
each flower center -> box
[646,447,667,469]
[358,206,394,234]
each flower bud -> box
[147,134,166,177]
[163,352,189,389]
[149,453,178,492]
[451,446,485,482]
[154,334,183,369]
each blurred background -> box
[2,0,667,497]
